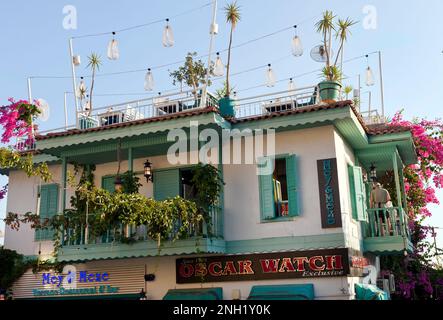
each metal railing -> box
[360,109,387,125]
[365,207,410,239]
[61,205,222,246]
[234,85,319,119]
[75,88,218,130]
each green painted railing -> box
[61,205,223,246]
[365,207,410,239]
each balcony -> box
[363,207,413,255]
[57,206,225,262]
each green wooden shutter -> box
[102,176,116,193]
[153,169,180,200]
[257,157,275,220]
[35,184,59,241]
[286,154,299,217]
[348,165,366,221]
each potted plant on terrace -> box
[315,11,356,103]
[218,1,241,118]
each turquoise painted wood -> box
[257,157,275,220]
[153,169,180,200]
[348,165,366,221]
[101,176,116,193]
[57,238,227,262]
[286,154,299,217]
[248,284,314,300]
[35,184,59,241]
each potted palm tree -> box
[218,1,241,118]
[315,11,356,103]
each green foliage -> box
[170,52,211,94]
[121,170,142,194]
[321,65,342,82]
[224,1,241,97]
[0,148,51,182]
[0,247,31,293]
[191,163,224,211]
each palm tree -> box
[224,1,241,98]
[315,10,335,68]
[86,53,102,115]
[334,18,357,80]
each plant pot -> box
[318,80,342,103]
[218,96,236,118]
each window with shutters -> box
[153,167,198,201]
[348,165,367,221]
[102,175,116,193]
[35,184,59,241]
[258,154,299,221]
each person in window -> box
[370,182,392,236]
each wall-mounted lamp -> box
[144,159,153,183]
[370,163,377,182]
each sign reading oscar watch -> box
[176,248,349,284]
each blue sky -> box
[0,0,442,247]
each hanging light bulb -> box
[291,25,303,57]
[144,68,154,91]
[107,32,120,60]
[365,54,375,86]
[288,78,295,91]
[266,64,276,87]
[162,18,174,47]
[213,52,224,77]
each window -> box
[35,184,59,241]
[180,169,197,200]
[258,155,299,220]
[348,165,367,221]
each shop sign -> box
[176,248,350,284]
[351,256,370,269]
[32,266,120,297]
[317,158,342,228]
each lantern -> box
[114,175,123,192]
[266,64,276,87]
[288,78,295,91]
[107,32,119,60]
[162,18,174,47]
[144,159,153,182]
[291,25,303,57]
[213,52,224,77]
[370,163,377,182]
[144,68,154,91]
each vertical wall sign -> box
[317,158,342,228]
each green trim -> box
[128,147,133,172]
[35,183,59,241]
[226,233,345,254]
[57,238,226,262]
[163,287,223,300]
[36,113,219,151]
[248,284,314,300]
[363,236,413,255]
[260,216,297,223]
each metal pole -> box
[368,91,372,116]
[27,77,32,102]
[358,74,361,111]
[69,38,80,116]
[201,0,218,108]
[63,92,69,129]
[378,51,385,120]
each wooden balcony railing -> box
[365,207,410,239]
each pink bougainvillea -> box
[0,98,41,145]
[386,111,443,300]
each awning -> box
[247,284,314,300]
[355,284,389,300]
[163,288,223,300]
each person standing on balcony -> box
[370,183,392,236]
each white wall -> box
[333,130,364,253]
[222,125,342,241]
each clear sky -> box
[0,0,442,247]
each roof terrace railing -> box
[234,85,319,119]
[12,84,385,151]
